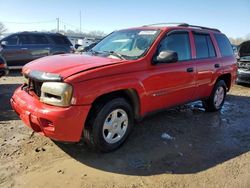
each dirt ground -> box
[0,71,250,188]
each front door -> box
[1,34,28,66]
[143,31,196,113]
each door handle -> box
[214,64,220,68]
[21,48,28,50]
[186,67,194,73]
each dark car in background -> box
[0,32,74,67]
[0,54,8,77]
[237,40,250,84]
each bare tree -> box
[0,22,7,35]
[87,30,106,37]
[229,37,245,45]
[245,33,250,40]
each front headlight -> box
[40,82,73,107]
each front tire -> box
[203,80,227,112]
[84,98,134,152]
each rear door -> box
[192,32,221,99]
[143,31,197,112]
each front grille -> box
[238,62,250,70]
[23,70,62,97]
[28,79,43,97]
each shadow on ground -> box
[55,94,250,176]
[0,71,22,121]
[0,84,20,121]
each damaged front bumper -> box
[11,85,91,142]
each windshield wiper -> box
[89,49,100,55]
[104,51,126,60]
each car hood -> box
[23,54,124,79]
[238,40,250,57]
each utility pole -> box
[56,18,59,32]
[80,10,82,33]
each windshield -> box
[91,29,160,60]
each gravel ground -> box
[0,71,250,188]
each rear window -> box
[51,35,72,45]
[214,34,234,57]
[194,33,216,59]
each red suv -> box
[11,23,237,151]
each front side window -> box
[214,34,234,57]
[5,35,18,45]
[194,33,216,59]
[92,29,160,60]
[158,32,191,61]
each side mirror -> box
[153,50,178,64]
[0,41,7,47]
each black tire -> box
[83,98,134,152]
[203,80,227,112]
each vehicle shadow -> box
[236,83,250,87]
[0,73,22,121]
[54,94,250,175]
[6,69,22,77]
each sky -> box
[0,0,250,38]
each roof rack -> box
[143,23,188,27]
[143,23,221,32]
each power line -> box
[2,19,91,32]
[1,20,55,24]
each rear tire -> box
[203,80,227,112]
[83,98,134,152]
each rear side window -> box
[194,33,216,59]
[214,34,234,57]
[29,35,49,44]
[159,32,191,61]
[51,35,71,45]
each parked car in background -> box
[0,32,74,67]
[11,23,237,152]
[76,42,98,53]
[0,54,8,77]
[232,44,239,59]
[237,40,250,84]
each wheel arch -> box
[84,88,141,132]
[216,73,232,91]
